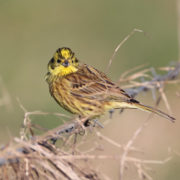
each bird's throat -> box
[51,65,78,77]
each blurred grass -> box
[0,0,179,179]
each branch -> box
[0,62,179,179]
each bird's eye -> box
[57,59,61,63]
[75,59,78,63]
[50,58,54,63]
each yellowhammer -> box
[45,47,175,123]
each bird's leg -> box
[93,119,104,128]
[119,108,124,114]
[109,109,114,118]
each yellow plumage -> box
[46,47,175,123]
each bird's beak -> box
[62,60,69,67]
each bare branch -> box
[0,62,179,179]
[106,29,144,73]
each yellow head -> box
[47,47,79,77]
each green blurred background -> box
[0,0,179,179]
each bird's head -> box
[47,47,79,77]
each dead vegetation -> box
[0,60,179,180]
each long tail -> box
[133,103,175,122]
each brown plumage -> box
[46,47,175,122]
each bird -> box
[45,47,175,124]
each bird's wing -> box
[66,64,134,102]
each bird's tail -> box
[133,103,175,122]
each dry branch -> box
[106,29,144,73]
[0,62,179,180]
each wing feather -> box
[66,64,133,102]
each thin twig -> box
[119,119,150,180]
[106,28,144,73]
